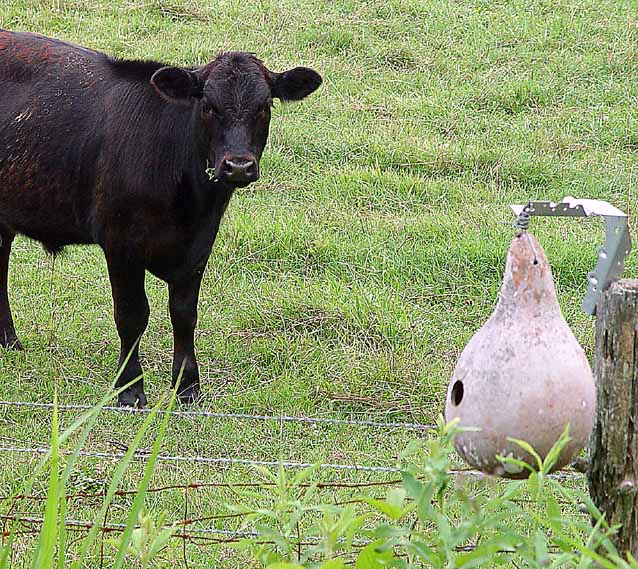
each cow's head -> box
[150,52,322,187]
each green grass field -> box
[0,0,637,566]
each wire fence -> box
[0,444,585,479]
[0,398,587,565]
[0,400,436,430]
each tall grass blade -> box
[0,350,141,514]
[70,392,170,568]
[57,493,67,569]
[1,349,142,565]
[111,386,178,569]
[0,529,15,569]
[31,391,60,569]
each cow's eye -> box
[258,107,270,119]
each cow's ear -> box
[271,67,322,101]
[151,67,202,103]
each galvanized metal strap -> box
[510,197,631,315]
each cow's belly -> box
[0,156,95,252]
[0,91,98,251]
[5,219,93,254]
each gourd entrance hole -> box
[451,381,464,406]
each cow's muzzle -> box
[217,155,259,185]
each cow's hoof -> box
[178,383,200,405]
[0,330,22,350]
[117,389,148,409]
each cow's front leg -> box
[106,255,149,408]
[169,268,204,404]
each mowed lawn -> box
[0,0,637,566]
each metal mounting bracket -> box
[510,197,631,316]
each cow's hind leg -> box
[0,228,22,350]
[106,254,149,408]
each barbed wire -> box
[0,400,435,431]
[1,514,568,555]
[0,445,585,481]
[1,513,374,547]
[5,513,526,552]
[0,445,402,473]
[4,477,406,503]
[2,514,250,538]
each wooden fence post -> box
[588,279,638,557]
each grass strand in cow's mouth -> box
[205,161,218,183]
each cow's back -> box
[0,30,109,251]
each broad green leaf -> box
[321,560,347,569]
[386,488,407,510]
[506,437,543,472]
[398,439,424,460]
[360,497,407,522]
[546,493,563,534]
[542,424,571,475]
[405,540,438,564]
[501,480,525,501]
[355,541,396,569]
[57,489,67,569]
[0,523,15,569]
[455,535,520,568]
[496,454,535,477]
[292,464,317,487]
[534,530,549,564]
[401,471,423,501]
[148,527,174,558]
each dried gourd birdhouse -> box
[445,198,631,478]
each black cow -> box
[0,30,321,407]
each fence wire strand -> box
[1,513,567,554]
[1,512,379,547]
[0,445,584,480]
[5,477,406,503]
[0,445,403,472]
[0,400,435,431]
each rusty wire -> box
[3,477,406,504]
